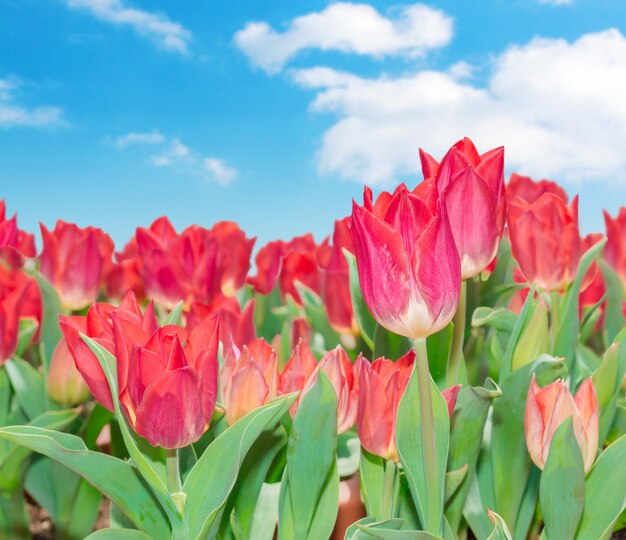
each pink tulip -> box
[420,138,506,278]
[47,338,90,405]
[40,220,114,310]
[350,181,461,339]
[357,352,460,461]
[279,340,318,416]
[221,338,279,425]
[525,376,599,472]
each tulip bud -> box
[221,338,279,426]
[280,340,317,416]
[421,138,506,279]
[47,338,90,405]
[316,346,358,434]
[525,376,599,472]
[357,351,459,461]
[0,200,36,268]
[508,193,581,291]
[507,173,569,204]
[350,182,461,339]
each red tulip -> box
[106,237,145,301]
[59,291,158,411]
[525,376,599,472]
[221,338,279,425]
[420,138,506,278]
[111,314,219,449]
[47,338,90,405]
[187,295,256,349]
[350,182,461,339]
[0,267,42,363]
[604,207,626,288]
[40,220,114,310]
[136,217,254,309]
[0,200,36,268]
[508,193,581,291]
[357,351,460,461]
[579,233,606,321]
[248,234,323,304]
[319,218,358,335]
[507,173,569,204]
[290,317,312,349]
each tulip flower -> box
[105,237,145,301]
[221,338,279,425]
[350,182,461,339]
[319,218,358,335]
[187,295,255,349]
[525,376,599,473]
[603,207,626,288]
[248,234,323,304]
[136,217,255,309]
[279,340,318,416]
[0,267,42,363]
[59,290,158,411]
[579,233,606,321]
[420,138,506,279]
[112,314,219,449]
[507,173,569,204]
[47,338,90,405]
[357,352,460,461]
[316,346,358,434]
[0,200,36,268]
[508,193,581,291]
[40,220,114,311]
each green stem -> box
[166,449,188,539]
[446,280,467,387]
[549,291,560,355]
[413,338,441,535]
[381,460,398,520]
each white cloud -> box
[291,29,626,186]
[234,2,453,74]
[67,0,191,54]
[204,158,239,185]
[0,78,64,128]
[111,129,164,148]
[111,131,238,185]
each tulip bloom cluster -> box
[0,135,624,540]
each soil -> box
[28,498,109,540]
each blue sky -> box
[1,0,626,249]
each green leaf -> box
[600,261,626,344]
[246,482,282,540]
[184,393,297,540]
[499,286,537,380]
[222,426,287,539]
[592,339,626,443]
[445,379,501,534]
[162,301,183,326]
[471,307,517,333]
[490,355,566,530]
[16,318,38,357]
[576,435,626,540]
[296,283,340,349]
[4,356,47,420]
[444,465,467,504]
[301,458,340,540]
[512,299,549,371]
[344,250,376,350]
[278,371,338,540]
[554,238,606,373]
[426,324,453,387]
[355,522,441,539]
[35,272,63,369]
[373,325,411,362]
[486,511,513,540]
[396,362,450,536]
[0,426,171,539]
[0,487,29,540]
[539,419,585,540]
[85,530,153,540]
[359,449,386,520]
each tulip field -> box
[1,137,625,540]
